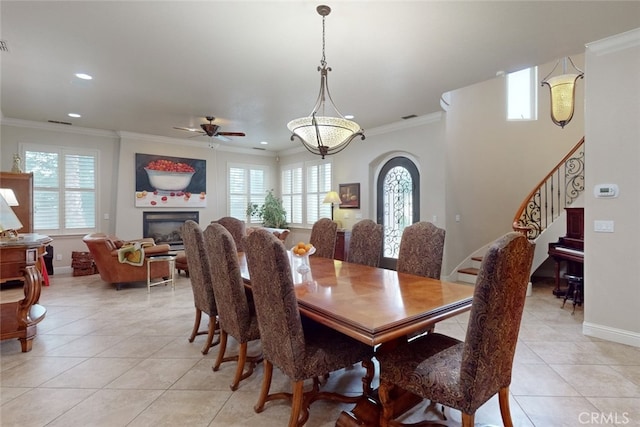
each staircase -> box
[456,137,585,284]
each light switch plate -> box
[594,220,614,233]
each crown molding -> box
[587,27,640,55]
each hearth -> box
[142,211,199,250]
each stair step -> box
[457,267,479,284]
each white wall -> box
[583,28,640,347]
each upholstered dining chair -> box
[181,220,219,354]
[212,216,246,251]
[347,219,383,267]
[376,232,534,427]
[243,229,374,427]
[396,221,445,279]
[203,223,262,391]
[309,218,337,258]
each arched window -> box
[376,156,420,270]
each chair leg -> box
[254,360,273,413]
[188,308,202,342]
[200,315,219,354]
[378,380,396,427]
[213,330,228,371]
[231,342,248,391]
[289,380,305,427]
[498,386,514,427]
[461,412,475,427]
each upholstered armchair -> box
[347,219,383,267]
[243,229,374,427]
[182,220,219,354]
[309,218,338,258]
[204,223,262,390]
[376,232,534,427]
[397,221,445,279]
[212,216,246,251]
[83,233,171,290]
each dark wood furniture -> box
[548,207,584,296]
[334,229,351,261]
[0,172,34,233]
[0,233,51,352]
[239,252,474,425]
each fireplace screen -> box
[143,211,199,249]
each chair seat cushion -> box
[378,333,469,411]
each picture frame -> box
[338,183,360,209]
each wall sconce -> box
[541,57,584,128]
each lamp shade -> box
[0,188,19,206]
[0,192,23,232]
[542,73,582,128]
[323,191,342,205]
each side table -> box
[147,255,176,292]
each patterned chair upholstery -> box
[203,223,262,391]
[309,218,337,259]
[182,220,219,354]
[397,221,445,279]
[242,229,374,427]
[213,216,246,252]
[377,232,534,427]
[347,219,383,267]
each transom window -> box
[507,66,538,121]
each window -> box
[507,66,538,121]
[228,164,267,223]
[23,144,98,235]
[281,160,332,227]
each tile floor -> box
[1,273,639,427]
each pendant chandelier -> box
[287,5,365,159]
[541,57,584,128]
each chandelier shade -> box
[288,5,365,158]
[541,57,584,128]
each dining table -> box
[239,251,475,426]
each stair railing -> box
[512,137,585,240]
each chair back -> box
[309,218,337,258]
[347,219,383,267]
[203,223,252,341]
[397,221,445,278]
[213,216,246,251]
[243,229,306,379]
[182,220,217,316]
[460,232,534,406]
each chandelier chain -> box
[320,15,327,68]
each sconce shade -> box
[0,188,19,206]
[323,191,342,205]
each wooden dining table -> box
[239,251,475,426]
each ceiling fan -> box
[173,116,246,141]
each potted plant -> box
[246,189,288,229]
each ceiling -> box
[2,1,639,154]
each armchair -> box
[83,233,171,290]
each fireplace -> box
[143,211,199,250]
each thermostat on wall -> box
[594,184,619,198]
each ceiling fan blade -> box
[217,132,246,137]
[173,126,203,133]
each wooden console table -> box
[0,233,51,352]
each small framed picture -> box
[338,183,360,209]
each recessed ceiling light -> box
[260,141,268,145]
[344,114,354,120]
[75,73,93,80]
[68,113,81,118]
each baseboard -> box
[583,321,640,348]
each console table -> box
[0,233,51,352]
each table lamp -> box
[322,191,342,221]
[0,188,23,240]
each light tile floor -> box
[1,273,639,426]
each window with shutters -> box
[228,164,267,223]
[281,160,332,227]
[23,144,98,235]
